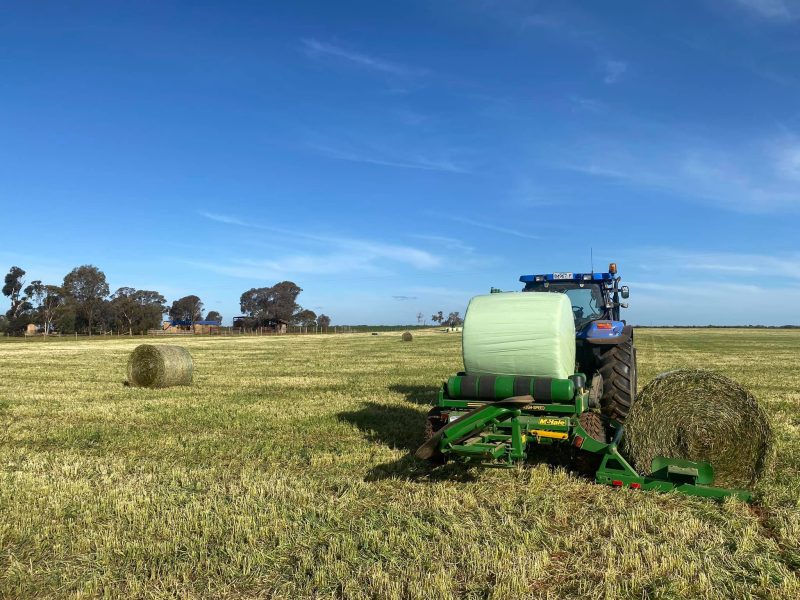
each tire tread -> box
[596,340,637,422]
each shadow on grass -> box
[388,384,438,406]
[364,454,480,483]
[337,401,476,482]
[364,448,576,483]
[338,402,425,452]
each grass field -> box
[0,329,798,599]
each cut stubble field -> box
[0,329,798,599]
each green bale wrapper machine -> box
[415,267,753,502]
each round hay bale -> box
[623,369,772,489]
[127,344,193,388]
[401,331,413,342]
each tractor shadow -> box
[338,402,426,453]
[364,454,480,483]
[387,384,438,405]
[337,401,478,483]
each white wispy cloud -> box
[552,132,800,213]
[300,38,425,77]
[188,253,379,280]
[568,95,608,113]
[470,3,629,88]
[198,212,249,227]
[631,248,800,279]
[617,248,800,325]
[679,251,800,278]
[405,285,482,299]
[731,0,798,20]
[517,7,602,48]
[521,13,564,30]
[510,178,564,208]
[408,234,475,254]
[342,239,441,269]
[308,143,467,173]
[775,139,800,181]
[443,215,541,240]
[197,211,443,278]
[625,282,800,325]
[601,59,628,84]
[630,281,766,295]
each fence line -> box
[9,324,428,339]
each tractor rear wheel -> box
[595,340,637,422]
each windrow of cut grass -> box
[0,329,798,599]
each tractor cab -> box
[519,263,630,336]
[519,263,636,422]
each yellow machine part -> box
[529,429,569,441]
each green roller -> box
[446,375,574,402]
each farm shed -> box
[193,320,222,334]
[232,316,288,334]
[265,318,288,333]
[162,320,221,334]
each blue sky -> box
[2,0,799,325]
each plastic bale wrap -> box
[127,344,194,388]
[623,370,773,489]
[462,292,576,379]
[401,331,413,342]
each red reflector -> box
[597,323,613,330]
[630,483,641,490]
[573,435,584,448]
[612,480,623,488]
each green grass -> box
[0,329,798,599]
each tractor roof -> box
[519,272,614,283]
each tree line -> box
[427,311,464,327]
[0,265,331,336]
[238,281,330,330]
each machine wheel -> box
[423,407,447,464]
[573,411,608,476]
[424,407,446,441]
[578,411,608,443]
[595,340,637,422]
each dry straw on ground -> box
[127,344,193,388]
[623,369,773,489]
[1,329,799,598]
[402,331,413,342]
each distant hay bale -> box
[127,345,193,388]
[623,369,772,489]
[402,331,413,342]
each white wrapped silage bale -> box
[462,292,576,379]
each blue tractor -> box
[519,262,637,422]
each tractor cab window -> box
[563,286,605,327]
[524,282,607,327]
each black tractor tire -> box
[595,340,637,422]
[572,411,608,476]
